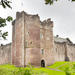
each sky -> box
[0,0,75,44]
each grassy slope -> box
[0,62,75,75]
[47,61,75,75]
[48,62,75,70]
[47,61,69,68]
[34,68,65,75]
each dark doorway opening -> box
[65,56,69,61]
[41,60,45,67]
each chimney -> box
[56,35,59,38]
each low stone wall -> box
[0,44,11,64]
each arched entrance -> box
[41,60,45,67]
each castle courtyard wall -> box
[54,42,65,62]
[67,44,75,61]
[54,42,75,62]
[0,44,11,64]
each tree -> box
[45,0,75,5]
[0,0,12,40]
[0,0,12,8]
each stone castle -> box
[0,11,75,67]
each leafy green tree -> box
[0,0,12,40]
[64,63,75,75]
[0,0,12,8]
[45,0,75,5]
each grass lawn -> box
[47,61,69,68]
[0,62,75,75]
[34,67,65,75]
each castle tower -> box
[12,11,54,67]
[40,19,54,66]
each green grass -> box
[34,67,65,75]
[58,62,75,71]
[47,61,75,75]
[47,61,69,68]
[0,62,75,75]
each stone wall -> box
[0,44,11,64]
[24,12,41,66]
[54,42,65,62]
[54,42,75,62]
[67,44,75,61]
[12,11,55,67]
[1,11,75,67]
[12,12,25,67]
[11,11,75,67]
[40,19,54,66]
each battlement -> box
[12,11,40,26]
[16,11,40,21]
[12,11,53,28]
[41,18,53,27]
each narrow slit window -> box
[41,49,44,55]
[40,33,43,39]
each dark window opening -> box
[65,56,69,61]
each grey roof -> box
[54,36,73,44]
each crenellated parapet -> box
[41,18,53,27]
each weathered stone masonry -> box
[0,11,75,67]
[12,11,54,67]
[0,44,11,64]
[54,38,75,62]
